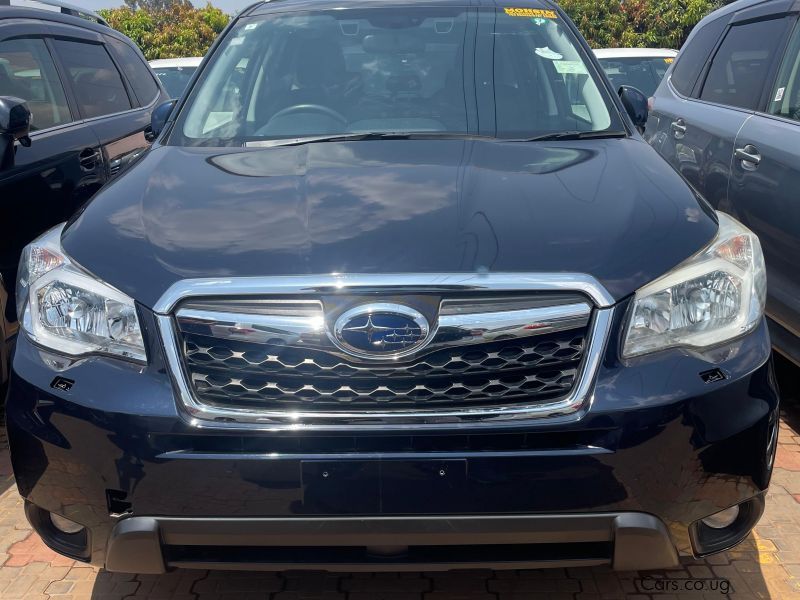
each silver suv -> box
[646,0,800,366]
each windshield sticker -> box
[553,60,588,75]
[664,57,674,64]
[504,8,558,19]
[535,47,563,60]
[775,87,786,102]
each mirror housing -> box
[0,96,32,171]
[148,99,177,142]
[618,85,649,132]
[0,96,32,142]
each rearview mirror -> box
[618,86,648,133]
[148,99,177,142]
[0,96,32,171]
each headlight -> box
[622,212,766,358]
[16,224,146,363]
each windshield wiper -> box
[245,132,494,148]
[511,130,629,142]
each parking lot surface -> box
[1,383,799,600]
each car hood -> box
[63,138,717,310]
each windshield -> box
[174,6,621,146]
[597,56,673,97]
[153,66,198,99]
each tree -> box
[99,3,229,60]
[559,0,723,48]
[123,0,190,10]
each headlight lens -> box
[622,212,766,358]
[17,224,146,363]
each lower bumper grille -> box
[184,329,586,410]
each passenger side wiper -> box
[245,132,496,148]
[511,130,629,142]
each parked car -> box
[0,0,169,385]
[7,0,778,574]
[149,57,202,99]
[594,48,677,97]
[646,0,800,366]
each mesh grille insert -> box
[179,328,588,411]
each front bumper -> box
[6,310,780,572]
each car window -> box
[0,38,71,131]
[53,39,132,119]
[671,15,728,96]
[700,18,791,110]
[175,7,619,145]
[153,66,198,99]
[768,21,800,121]
[106,38,160,107]
[598,57,672,97]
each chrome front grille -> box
[183,330,586,409]
[171,293,593,413]
[155,273,616,428]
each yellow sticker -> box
[504,8,558,19]
[664,57,674,64]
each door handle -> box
[79,147,101,171]
[670,119,687,139]
[735,145,761,170]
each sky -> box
[80,1,257,14]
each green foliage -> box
[99,2,229,61]
[560,0,723,48]
[122,0,189,11]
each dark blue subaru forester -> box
[7,0,779,573]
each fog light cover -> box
[50,513,85,535]
[691,495,765,556]
[701,505,740,529]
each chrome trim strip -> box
[177,308,326,346]
[153,273,615,314]
[175,301,592,359]
[437,302,591,345]
[156,307,613,431]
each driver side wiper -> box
[245,132,495,148]
[511,130,629,142]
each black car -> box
[7,0,778,573]
[0,0,168,380]
[646,0,800,367]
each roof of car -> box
[593,48,678,59]
[149,57,204,69]
[690,0,781,33]
[0,4,128,42]
[245,0,557,16]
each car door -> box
[0,25,105,313]
[645,13,734,202]
[728,19,800,356]
[48,25,160,182]
[651,13,793,210]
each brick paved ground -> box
[0,359,798,599]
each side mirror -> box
[0,96,31,171]
[148,99,177,142]
[618,85,648,132]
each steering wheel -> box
[269,104,348,125]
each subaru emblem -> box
[332,303,430,359]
